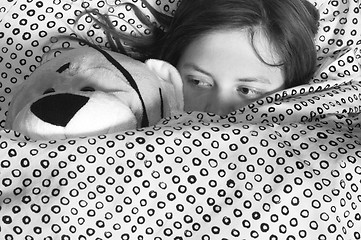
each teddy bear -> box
[5,46,184,140]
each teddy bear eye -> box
[43,88,55,94]
[56,62,70,73]
[80,86,95,92]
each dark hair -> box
[154,0,319,88]
[80,0,319,88]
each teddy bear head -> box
[5,47,184,140]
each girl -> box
[85,0,319,115]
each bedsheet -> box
[1,0,361,239]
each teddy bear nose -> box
[31,93,89,127]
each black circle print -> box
[0,0,360,239]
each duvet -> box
[0,0,360,239]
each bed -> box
[0,0,360,239]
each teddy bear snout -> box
[30,93,89,127]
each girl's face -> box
[177,29,285,115]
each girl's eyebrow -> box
[237,77,271,84]
[182,63,213,77]
[183,63,271,84]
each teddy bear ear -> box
[145,59,184,113]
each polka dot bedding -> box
[0,0,360,239]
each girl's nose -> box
[205,92,240,116]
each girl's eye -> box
[238,87,251,94]
[187,76,213,88]
[237,86,262,98]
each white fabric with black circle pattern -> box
[0,0,360,239]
